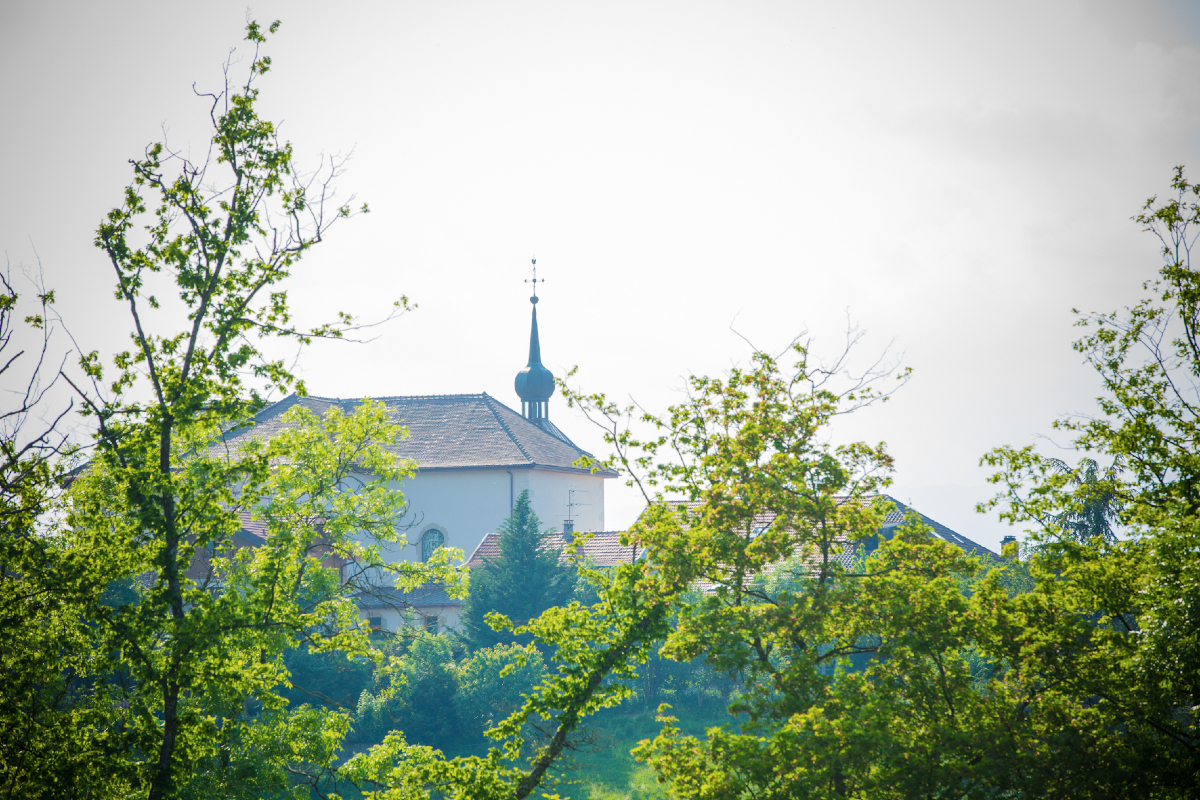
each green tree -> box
[0,271,116,799]
[982,167,1200,796]
[560,341,1137,798]
[454,643,547,740]
[3,21,674,800]
[1037,456,1124,545]
[567,346,978,797]
[340,552,673,799]
[459,490,577,652]
[0,21,474,800]
[353,633,466,750]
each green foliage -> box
[563,337,1185,797]
[1046,457,1123,544]
[551,704,733,800]
[0,270,119,797]
[339,552,674,799]
[353,633,467,751]
[455,643,548,739]
[62,396,437,797]
[978,167,1200,797]
[5,21,659,800]
[564,344,997,797]
[348,637,551,754]
[282,645,373,711]
[459,489,577,652]
[0,22,457,800]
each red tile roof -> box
[464,530,637,569]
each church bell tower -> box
[514,260,555,421]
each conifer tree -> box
[460,490,576,651]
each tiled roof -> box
[633,495,995,594]
[235,509,268,544]
[651,495,996,559]
[878,497,996,559]
[465,530,638,569]
[218,393,616,476]
[232,509,330,546]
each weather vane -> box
[525,258,544,300]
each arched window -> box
[420,529,445,563]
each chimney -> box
[562,518,574,543]
[1000,535,1018,560]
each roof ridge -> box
[218,392,304,445]
[480,393,536,465]
[465,532,500,565]
[535,417,575,446]
[484,394,615,473]
[305,393,489,402]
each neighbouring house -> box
[657,495,996,594]
[463,529,639,571]
[661,496,994,563]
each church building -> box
[230,273,617,631]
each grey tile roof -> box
[877,496,996,559]
[219,393,616,476]
[638,495,995,594]
[235,509,268,544]
[650,495,996,560]
[465,530,638,569]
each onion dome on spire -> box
[515,260,555,421]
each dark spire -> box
[515,260,555,420]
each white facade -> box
[361,596,464,635]
[381,466,608,566]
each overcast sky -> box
[4,0,1200,550]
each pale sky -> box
[4,0,1200,550]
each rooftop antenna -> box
[564,488,590,542]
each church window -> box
[421,529,445,562]
[424,615,439,635]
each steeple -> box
[514,260,555,421]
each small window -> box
[421,529,445,562]
[424,615,439,635]
[368,616,383,631]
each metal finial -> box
[525,258,544,301]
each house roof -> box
[465,530,638,569]
[219,393,616,476]
[462,493,992,580]
[235,510,268,545]
[637,495,995,595]
[653,494,996,559]
[878,497,996,559]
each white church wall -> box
[372,466,608,566]
[353,465,607,638]
[381,468,513,564]
[523,469,607,534]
